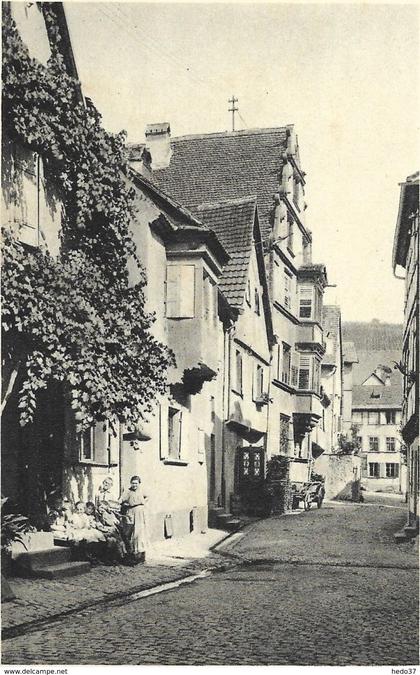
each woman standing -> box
[119,475,148,563]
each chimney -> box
[128,144,153,180]
[145,123,172,171]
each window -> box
[369,462,380,478]
[79,422,109,465]
[287,218,294,252]
[369,437,379,452]
[386,463,399,478]
[299,286,313,319]
[253,363,264,400]
[353,411,363,424]
[290,354,299,388]
[168,407,182,459]
[385,411,396,424]
[368,411,380,425]
[245,279,251,306]
[281,343,291,384]
[298,355,311,390]
[357,436,363,450]
[279,414,290,454]
[386,437,396,452]
[197,428,205,463]
[202,271,216,323]
[235,349,243,394]
[166,264,195,318]
[254,288,260,315]
[284,270,292,310]
[312,359,320,393]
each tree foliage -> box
[1,4,173,432]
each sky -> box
[65,1,420,323]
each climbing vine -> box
[1,4,173,432]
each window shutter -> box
[166,264,195,318]
[291,351,299,388]
[198,428,205,462]
[177,411,183,459]
[166,265,180,318]
[159,404,167,460]
[94,421,109,465]
[179,265,195,318]
[19,153,39,247]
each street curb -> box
[1,557,237,641]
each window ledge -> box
[75,462,118,468]
[272,378,295,394]
[163,459,189,466]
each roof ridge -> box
[196,196,257,210]
[170,126,289,143]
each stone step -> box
[394,530,409,543]
[404,525,418,539]
[224,518,241,532]
[30,561,91,580]
[208,508,226,527]
[216,512,234,523]
[15,546,72,571]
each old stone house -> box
[392,171,419,531]
[149,124,330,494]
[196,196,274,517]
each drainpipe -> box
[221,320,235,509]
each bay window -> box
[297,354,321,392]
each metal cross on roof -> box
[228,95,238,132]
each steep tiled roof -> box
[195,197,256,308]
[352,383,402,409]
[351,350,403,410]
[322,305,341,362]
[154,127,289,239]
[342,321,403,351]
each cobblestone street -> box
[2,502,418,666]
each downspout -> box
[221,320,235,509]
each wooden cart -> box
[291,481,325,511]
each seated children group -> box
[48,478,130,563]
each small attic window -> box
[370,392,381,399]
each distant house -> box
[351,360,405,494]
[392,171,419,531]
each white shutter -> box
[198,428,205,462]
[94,421,109,465]
[179,265,195,317]
[166,265,180,318]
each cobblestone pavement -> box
[2,503,418,666]
[1,530,230,633]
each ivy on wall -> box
[1,4,173,433]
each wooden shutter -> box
[179,265,195,317]
[94,421,109,465]
[198,428,205,462]
[19,152,39,247]
[166,265,180,318]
